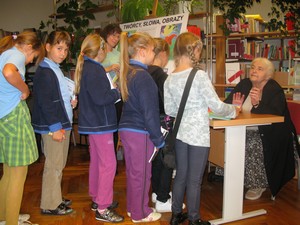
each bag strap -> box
[168,68,198,148]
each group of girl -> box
[0,26,241,225]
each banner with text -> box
[120,13,189,61]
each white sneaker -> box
[151,193,157,203]
[19,214,30,222]
[128,207,156,218]
[19,221,39,225]
[155,199,172,213]
[152,192,172,203]
[132,212,161,223]
[0,215,36,225]
[155,198,185,213]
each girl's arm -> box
[2,63,30,100]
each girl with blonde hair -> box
[118,32,165,223]
[164,32,240,225]
[0,31,44,225]
[74,33,123,223]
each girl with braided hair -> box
[164,32,241,225]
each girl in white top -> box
[164,32,240,225]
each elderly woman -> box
[225,57,300,200]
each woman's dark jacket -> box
[32,61,71,133]
[78,57,120,134]
[225,78,300,197]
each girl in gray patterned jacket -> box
[164,32,241,225]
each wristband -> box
[48,129,65,136]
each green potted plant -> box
[162,0,203,16]
[119,0,166,23]
[40,0,98,71]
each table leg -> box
[210,126,266,224]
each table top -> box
[210,112,284,128]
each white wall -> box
[0,0,53,32]
[0,0,116,33]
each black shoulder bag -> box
[163,68,198,169]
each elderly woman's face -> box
[249,61,269,84]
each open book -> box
[208,108,232,120]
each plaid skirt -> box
[0,101,38,166]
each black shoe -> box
[62,198,72,207]
[188,219,211,225]
[170,212,188,225]
[41,203,73,215]
[91,201,119,211]
[95,209,124,223]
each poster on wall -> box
[120,13,189,73]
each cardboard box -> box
[273,71,289,86]
[209,128,225,167]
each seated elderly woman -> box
[216,57,300,200]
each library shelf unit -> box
[207,15,297,98]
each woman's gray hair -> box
[251,57,275,79]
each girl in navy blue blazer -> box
[74,33,123,223]
[118,32,165,223]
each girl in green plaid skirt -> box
[0,31,44,225]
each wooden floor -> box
[3,144,300,225]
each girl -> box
[164,32,240,225]
[148,38,175,213]
[118,32,165,223]
[74,33,123,223]
[0,31,44,225]
[32,31,77,215]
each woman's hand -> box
[249,87,261,106]
[106,64,120,73]
[232,92,245,108]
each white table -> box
[209,113,284,224]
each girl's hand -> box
[20,86,30,100]
[232,92,245,108]
[235,105,242,117]
[52,129,66,142]
[71,95,78,109]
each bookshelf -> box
[208,15,298,99]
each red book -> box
[227,39,244,59]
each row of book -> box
[226,38,296,60]
[227,14,266,34]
